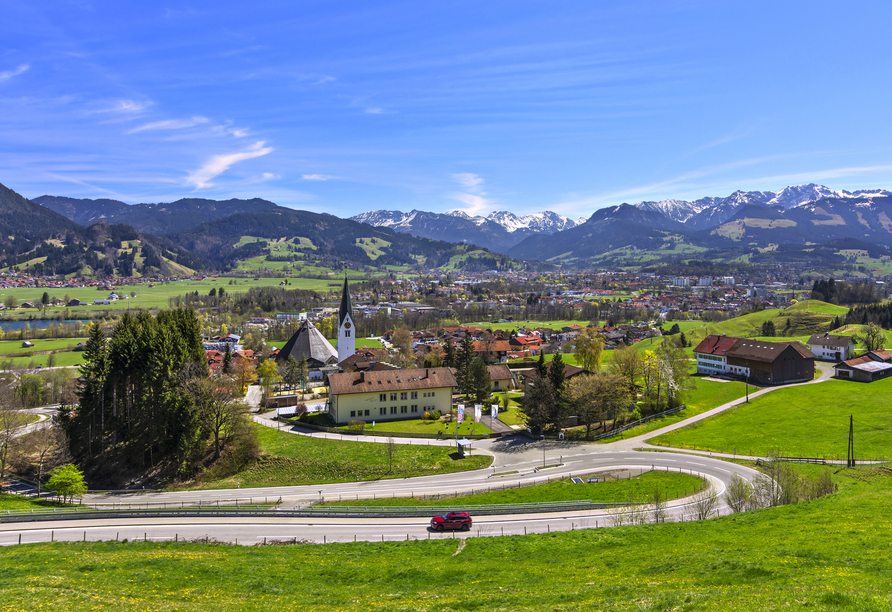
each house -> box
[694,334,816,385]
[834,349,892,382]
[808,333,855,361]
[22,341,34,348]
[66,299,83,307]
[327,367,456,425]
[486,364,516,393]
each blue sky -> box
[2,1,891,219]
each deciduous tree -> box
[46,463,87,503]
[575,327,605,372]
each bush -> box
[348,420,366,432]
[429,410,442,420]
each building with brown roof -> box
[327,367,456,424]
[694,334,816,385]
[834,350,892,382]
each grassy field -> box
[329,417,493,437]
[650,376,892,459]
[328,469,705,507]
[171,424,492,490]
[0,492,75,510]
[597,376,750,442]
[1,466,891,610]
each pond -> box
[0,319,90,332]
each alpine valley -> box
[3,180,892,276]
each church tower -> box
[337,275,356,364]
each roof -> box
[727,340,815,362]
[338,276,353,327]
[275,320,338,367]
[871,349,892,362]
[693,334,740,356]
[328,367,456,396]
[838,359,892,373]
[486,364,513,380]
[808,334,854,348]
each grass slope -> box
[172,424,491,490]
[650,377,892,459]
[1,467,890,610]
[328,470,705,507]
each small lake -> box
[0,319,90,332]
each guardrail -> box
[0,500,620,524]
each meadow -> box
[0,465,889,610]
[650,376,892,459]
[170,424,492,490]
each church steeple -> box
[337,274,355,364]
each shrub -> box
[348,420,366,433]
[429,410,442,420]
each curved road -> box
[0,364,836,545]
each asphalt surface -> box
[0,363,837,545]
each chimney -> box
[425,368,429,378]
[359,371,365,383]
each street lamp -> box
[541,434,545,467]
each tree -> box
[575,327,605,372]
[22,423,71,496]
[724,473,753,513]
[180,371,250,460]
[655,341,691,409]
[610,344,643,388]
[297,357,309,391]
[442,338,457,368]
[233,357,256,394]
[281,356,300,389]
[455,333,476,396]
[668,323,680,335]
[46,463,87,503]
[222,344,233,374]
[41,292,50,306]
[0,397,28,479]
[856,322,885,352]
[466,358,492,402]
[535,353,548,379]
[519,374,554,435]
[761,320,777,337]
[256,359,280,405]
[569,373,632,438]
[4,295,18,310]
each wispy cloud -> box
[185,141,274,189]
[450,173,492,215]
[106,99,152,113]
[128,116,209,134]
[302,174,338,181]
[0,64,29,83]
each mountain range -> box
[350,209,585,252]
[3,181,892,277]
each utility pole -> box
[847,414,855,468]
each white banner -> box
[474,404,482,423]
[457,404,465,424]
[491,404,499,421]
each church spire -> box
[338,274,353,327]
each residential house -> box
[808,333,856,361]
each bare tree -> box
[688,485,719,521]
[650,485,668,523]
[386,437,396,473]
[724,473,753,513]
[180,366,250,460]
[0,385,28,479]
[19,422,71,496]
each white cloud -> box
[302,174,338,181]
[128,116,210,134]
[0,64,29,83]
[185,141,274,189]
[365,107,385,114]
[105,99,152,113]
[450,173,492,215]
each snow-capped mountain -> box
[350,208,586,253]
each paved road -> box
[0,363,836,545]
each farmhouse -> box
[808,333,855,361]
[486,364,516,393]
[327,367,456,425]
[694,334,816,385]
[834,349,892,382]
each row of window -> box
[350,405,422,418]
[698,354,725,362]
[379,391,429,401]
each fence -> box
[281,417,503,440]
[586,405,687,441]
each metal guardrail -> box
[0,500,619,524]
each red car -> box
[430,511,472,531]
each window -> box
[391,406,397,414]
[390,393,397,401]
[400,392,407,400]
[364,410,370,416]
[344,330,350,337]
[401,405,407,413]
[380,393,386,402]
[380,407,386,416]
[411,405,418,413]
[350,411,356,417]
[411,391,418,399]
[431,391,435,397]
